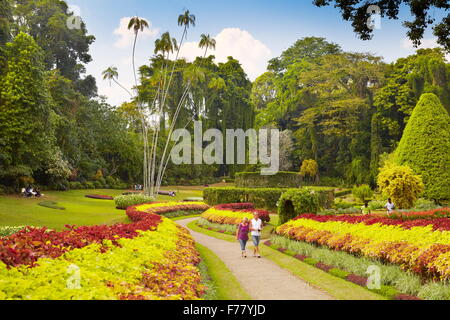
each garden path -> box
[177,218,334,300]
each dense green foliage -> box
[204,186,333,211]
[254,37,450,189]
[277,188,320,224]
[0,0,143,192]
[314,1,450,53]
[0,0,255,191]
[235,172,302,188]
[395,93,450,201]
[1,0,448,197]
[203,187,283,210]
[352,185,374,202]
[136,54,254,180]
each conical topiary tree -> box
[395,93,450,201]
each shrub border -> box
[263,240,421,300]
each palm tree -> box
[102,66,132,97]
[177,10,196,46]
[154,10,196,195]
[127,17,150,195]
[127,16,149,87]
[199,34,216,58]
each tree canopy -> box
[314,0,450,52]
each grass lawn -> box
[0,187,204,230]
[196,243,251,300]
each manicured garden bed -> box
[264,239,423,300]
[0,203,207,300]
[273,209,450,300]
[127,201,210,221]
[85,194,114,200]
[202,203,270,225]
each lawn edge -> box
[195,243,252,300]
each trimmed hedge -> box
[235,172,302,188]
[277,188,320,224]
[335,189,352,197]
[203,187,334,212]
[203,187,283,210]
[395,93,450,200]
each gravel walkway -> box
[177,218,334,300]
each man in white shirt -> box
[250,212,263,258]
[385,198,395,215]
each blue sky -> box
[67,0,448,106]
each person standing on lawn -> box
[236,217,250,258]
[250,212,263,258]
[361,201,371,215]
[385,198,395,215]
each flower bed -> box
[0,226,26,237]
[85,194,114,200]
[201,203,271,226]
[0,203,205,300]
[127,202,210,222]
[264,239,423,300]
[276,212,450,281]
[297,208,450,231]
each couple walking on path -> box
[236,212,263,258]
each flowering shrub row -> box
[202,204,270,225]
[277,216,450,281]
[0,214,162,268]
[127,202,210,222]
[0,202,206,300]
[0,219,204,300]
[388,208,450,221]
[85,194,114,200]
[296,209,450,231]
[114,194,155,209]
[215,203,255,210]
[264,239,421,300]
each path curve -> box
[177,218,334,300]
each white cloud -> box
[402,38,449,62]
[113,17,159,49]
[180,28,272,80]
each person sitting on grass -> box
[250,212,263,258]
[361,201,371,215]
[236,217,250,258]
[34,187,42,198]
[24,185,34,198]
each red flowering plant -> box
[126,202,210,222]
[215,203,255,210]
[294,209,450,231]
[0,214,162,268]
[85,194,114,200]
